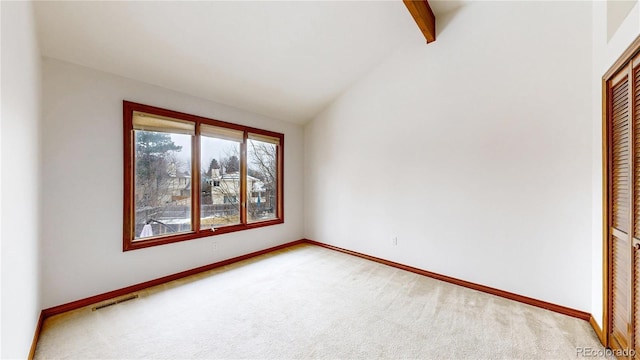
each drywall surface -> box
[592,0,640,332]
[608,0,637,41]
[1,1,42,357]
[305,1,592,311]
[41,58,304,308]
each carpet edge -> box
[41,239,306,318]
[303,239,592,321]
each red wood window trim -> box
[123,101,284,251]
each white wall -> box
[305,1,592,311]
[1,1,42,358]
[41,58,304,308]
[591,0,640,331]
[608,0,637,41]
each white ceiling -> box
[34,1,464,124]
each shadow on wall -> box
[608,0,638,42]
[430,0,467,36]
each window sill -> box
[123,219,284,251]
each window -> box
[123,101,284,250]
[247,135,279,223]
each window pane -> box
[201,136,241,228]
[247,138,277,223]
[134,130,192,240]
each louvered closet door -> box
[610,67,632,352]
[605,47,640,360]
[633,63,640,360]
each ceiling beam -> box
[403,0,436,43]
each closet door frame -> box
[604,36,640,353]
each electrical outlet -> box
[212,241,218,251]
[392,236,398,246]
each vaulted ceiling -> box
[34,1,465,124]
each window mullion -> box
[240,131,248,225]
[193,124,201,233]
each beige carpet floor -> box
[35,244,610,359]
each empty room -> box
[3,0,639,358]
